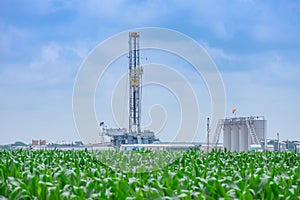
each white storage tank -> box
[239,125,248,152]
[223,125,231,150]
[221,116,266,152]
[253,119,267,143]
[231,125,239,151]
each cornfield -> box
[0,149,299,199]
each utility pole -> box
[277,132,280,152]
[207,117,210,151]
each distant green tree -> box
[75,141,83,146]
[11,141,27,146]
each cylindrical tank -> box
[222,117,266,152]
[248,127,252,150]
[253,119,266,141]
[223,125,231,151]
[231,125,239,151]
[239,125,248,152]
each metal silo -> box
[223,125,231,151]
[214,116,267,152]
[239,124,248,152]
[231,125,239,151]
[253,118,266,142]
[252,117,267,150]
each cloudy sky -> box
[0,0,300,144]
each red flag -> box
[232,108,236,114]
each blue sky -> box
[0,0,300,144]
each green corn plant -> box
[0,149,299,199]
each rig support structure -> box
[128,32,143,144]
[102,32,159,148]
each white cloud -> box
[0,40,83,86]
[213,22,233,39]
[0,23,30,57]
[30,42,61,69]
[73,0,150,27]
[68,42,92,59]
[15,0,76,15]
[203,43,237,62]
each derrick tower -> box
[102,32,159,147]
[128,32,143,143]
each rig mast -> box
[128,32,143,144]
[102,32,159,147]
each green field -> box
[0,149,299,199]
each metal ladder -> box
[213,119,224,147]
[245,118,260,145]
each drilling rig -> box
[101,32,159,148]
[128,32,143,144]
